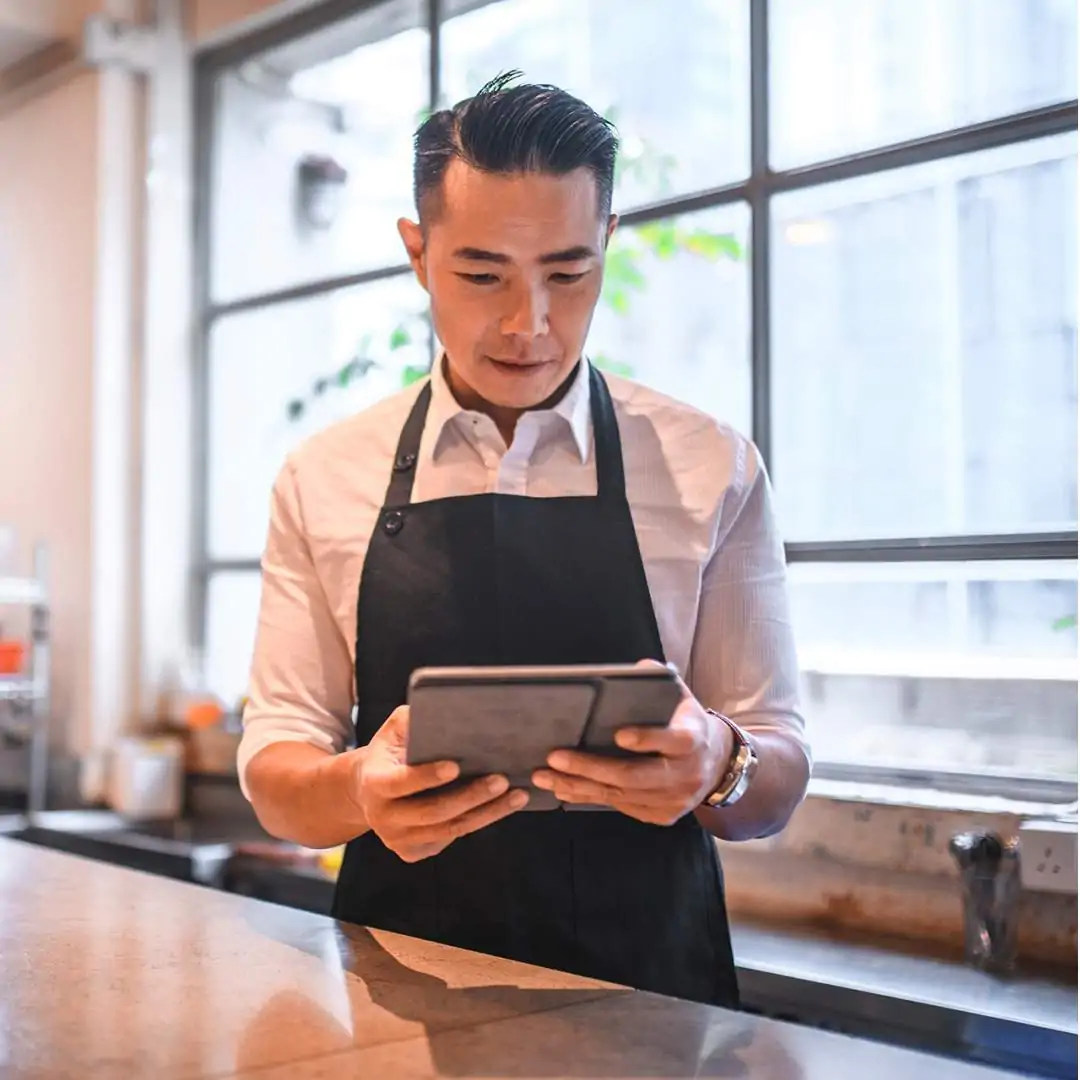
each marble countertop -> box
[0,837,1029,1080]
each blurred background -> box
[0,0,1076,992]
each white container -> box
[108,736,184,820]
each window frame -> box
[192,0,1079,802]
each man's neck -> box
[442,356,580,446]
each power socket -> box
[1019,819,1078,895]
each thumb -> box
[379,704,409,745]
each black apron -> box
[332,364,740,1008]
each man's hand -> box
[354,705,529,863]
[531,668,734,826]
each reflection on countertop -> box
[0,836,1037,1079]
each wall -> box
[0,0,103,41]
[0,71,100,759]
[721,792,1077,971]
[0,0,141,802]
[189,0,325,47]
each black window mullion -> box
[786,532,1078,564]
[749,0,771,470]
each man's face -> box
[399,160,616,410]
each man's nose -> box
[501,284,549,339]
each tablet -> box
[405,664,683,811]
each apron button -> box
[393,452,416,472]
[383,510,405,535]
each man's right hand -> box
[353,705,529,863]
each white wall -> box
[0,70,101,756]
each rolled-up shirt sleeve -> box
[237,458,355,799]
[689,437,811,766]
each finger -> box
[393,774,511,828]
[538,753,690,793]
[534,771,678,808]
[614,702,706,757]
[380,704,410,745]
[614,724,700,758]
[367,758,461,800]
[405,788,530,848]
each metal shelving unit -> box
[0,544,51,815]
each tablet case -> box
[406,673,681,811]
[407,680,598,810]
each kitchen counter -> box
[0,837,1033,1079]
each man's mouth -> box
[486,357,551,373]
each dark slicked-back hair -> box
[413,71,619,224]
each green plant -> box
[286,120,743,420]
[1052,614,1077,632]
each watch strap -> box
[702,709,759,808]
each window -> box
[195,0,1077,797]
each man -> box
[240,73,810,1008]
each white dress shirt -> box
[239,358,809,797]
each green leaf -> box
[401,365,429,387]
[603,246,647,290]
[1052,614,1077,631]
[389,326,411,350]
[684,230,743,261]
[604,288,632,315]
[637,221,679,259]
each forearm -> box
[694,730,810,842]
[244,741,371,850]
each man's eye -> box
[457,273,499,285]
[550,272,588,284]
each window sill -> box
[805,776,1078,821]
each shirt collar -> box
[425,354,592,464]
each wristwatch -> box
[702,709,759,809]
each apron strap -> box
[383,362,627,506]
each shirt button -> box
[383,510,405,536]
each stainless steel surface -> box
[734,923,1076,1078]
[0,837,1023,1079]
[0,678,35,701]
[0,577,45,606]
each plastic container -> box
[108,736,184,820]
[0,640,25,675]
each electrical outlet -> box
[1019,819,1078,895]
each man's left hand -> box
[532,674,734,826]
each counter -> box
[0,837,1032,1079]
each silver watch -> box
[702,709,759,808]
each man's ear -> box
[604,213,619,248]
[397,218,428,289]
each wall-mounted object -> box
[296,154,348,230]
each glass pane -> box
[207,275,430,559]
[587,205,751,435]
[792,560,1078,780]
[770,0,1078,168]
[210,0,427,303]
[440,0,750,210]
[771,134,1078,541]
[205,572,263,709]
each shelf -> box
[0,680,36,702]
[0,579,45,607]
